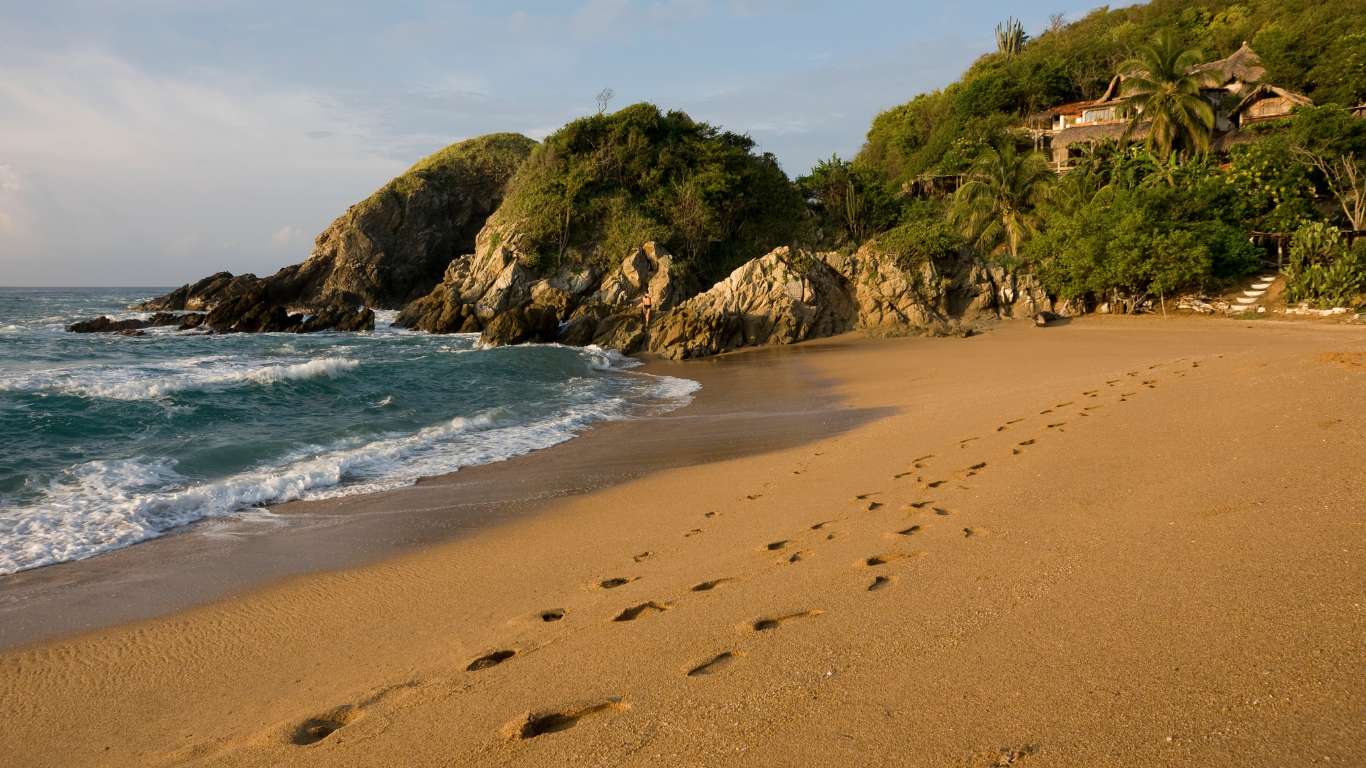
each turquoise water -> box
[0,288,697,575]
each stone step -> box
[1243,290,1265,297]
[1236,297,1258,304]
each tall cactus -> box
[995,17,1027,55]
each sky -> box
[0,0,1097,287]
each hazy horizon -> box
[1,0,1092,287]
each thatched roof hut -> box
[1190,42,1266,89]
[1229,84,1312,125]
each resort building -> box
[1024,43,1311,167]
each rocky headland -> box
[130,133,537,333]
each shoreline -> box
[2,316,1364,767]
[0,337,886,651]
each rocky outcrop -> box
[394,225,690,347]
[136,133,537,332]
[831,244,1054,338]
[646,248,857,359]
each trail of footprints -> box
[283,357,1203,748]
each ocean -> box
[0,288,698,576]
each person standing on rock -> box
[642,292,653,329]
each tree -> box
[950,143,1056,258]
[1116,31,1221,160]
[596,87,615,115]
[995,17,1028,56]
[1284,106,1366,230]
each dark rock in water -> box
[294,305,375,334]
[137,272,260,312]
[67,313,204,334]
[479,305,558,347]
[114,329,146,337]
[135,133,537,328]
[206,285,300,333]
[67,316,149,333]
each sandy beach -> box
[2,316,1364,767]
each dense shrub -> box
[797,156,901,247]
[1028,182,1260,310]
[498,103,805,284]
[1283,222,1366,308]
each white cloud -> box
[270,225,298,244]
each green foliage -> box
[1028,182,1260,309]
[874,212,964,273]
[1224,133,1320,232]
[950,143,1056,257]
[1282,222,1366,307]
[499,103,805,283]
[361,133,537,213]
[797,155,901,246]
[857,0,1366,186]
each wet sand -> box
[0,343,885,649]
[1,316,1364,767]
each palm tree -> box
[1117,31,1221,159]
[950,143,1056,259]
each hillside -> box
[858,0,1366,185]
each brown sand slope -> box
[1,317,1364,767]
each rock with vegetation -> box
[138,133,537,331]
[646,247,857,360]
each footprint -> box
[961,462,987,476]
[540,609,565,622]
[1007,419,1024,425]
[763,540,792,551]
[1018,439,1036,446]
[959,438,980,447]
[914,454,936,462]
[742,494,763,500]
[596,577,638,590]
[901,501,932,510]
[704,511,719,518]
[865,552,924,566]
[862,501,883,511]
[692,578,736,592]
[1056,401,1073,407]
[1106,379,1120,385]
[925,480,946,489]
[853,492,882,500]
[1082,390,1098,395]
[868,575,896,591]
[752,610,822,631]
[996,426,1008,432]
[466,650,517,672]
[933,508,957,516]
[613,602,670,622]
[685,529,703,537]
[788,550,812,563]
[634,551,654,563]
[810,520,839,530]
[963,527,988,538]
[290,709,361,746]
[501,700,629,740]
[1120,392,1136,397]
[1046,423,1066,429]
[1040,409,1053,414]
[894,525,922,536]
[687,652,744,677]
[893,471,914,479]
[1084,405,1103,411]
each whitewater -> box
[0,288,699,575]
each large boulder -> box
[647,247,857,360]
[479,305,559,347]
[589,242,689,311]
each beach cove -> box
[2,316,1363,767]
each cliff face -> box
[135,133,537,330]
